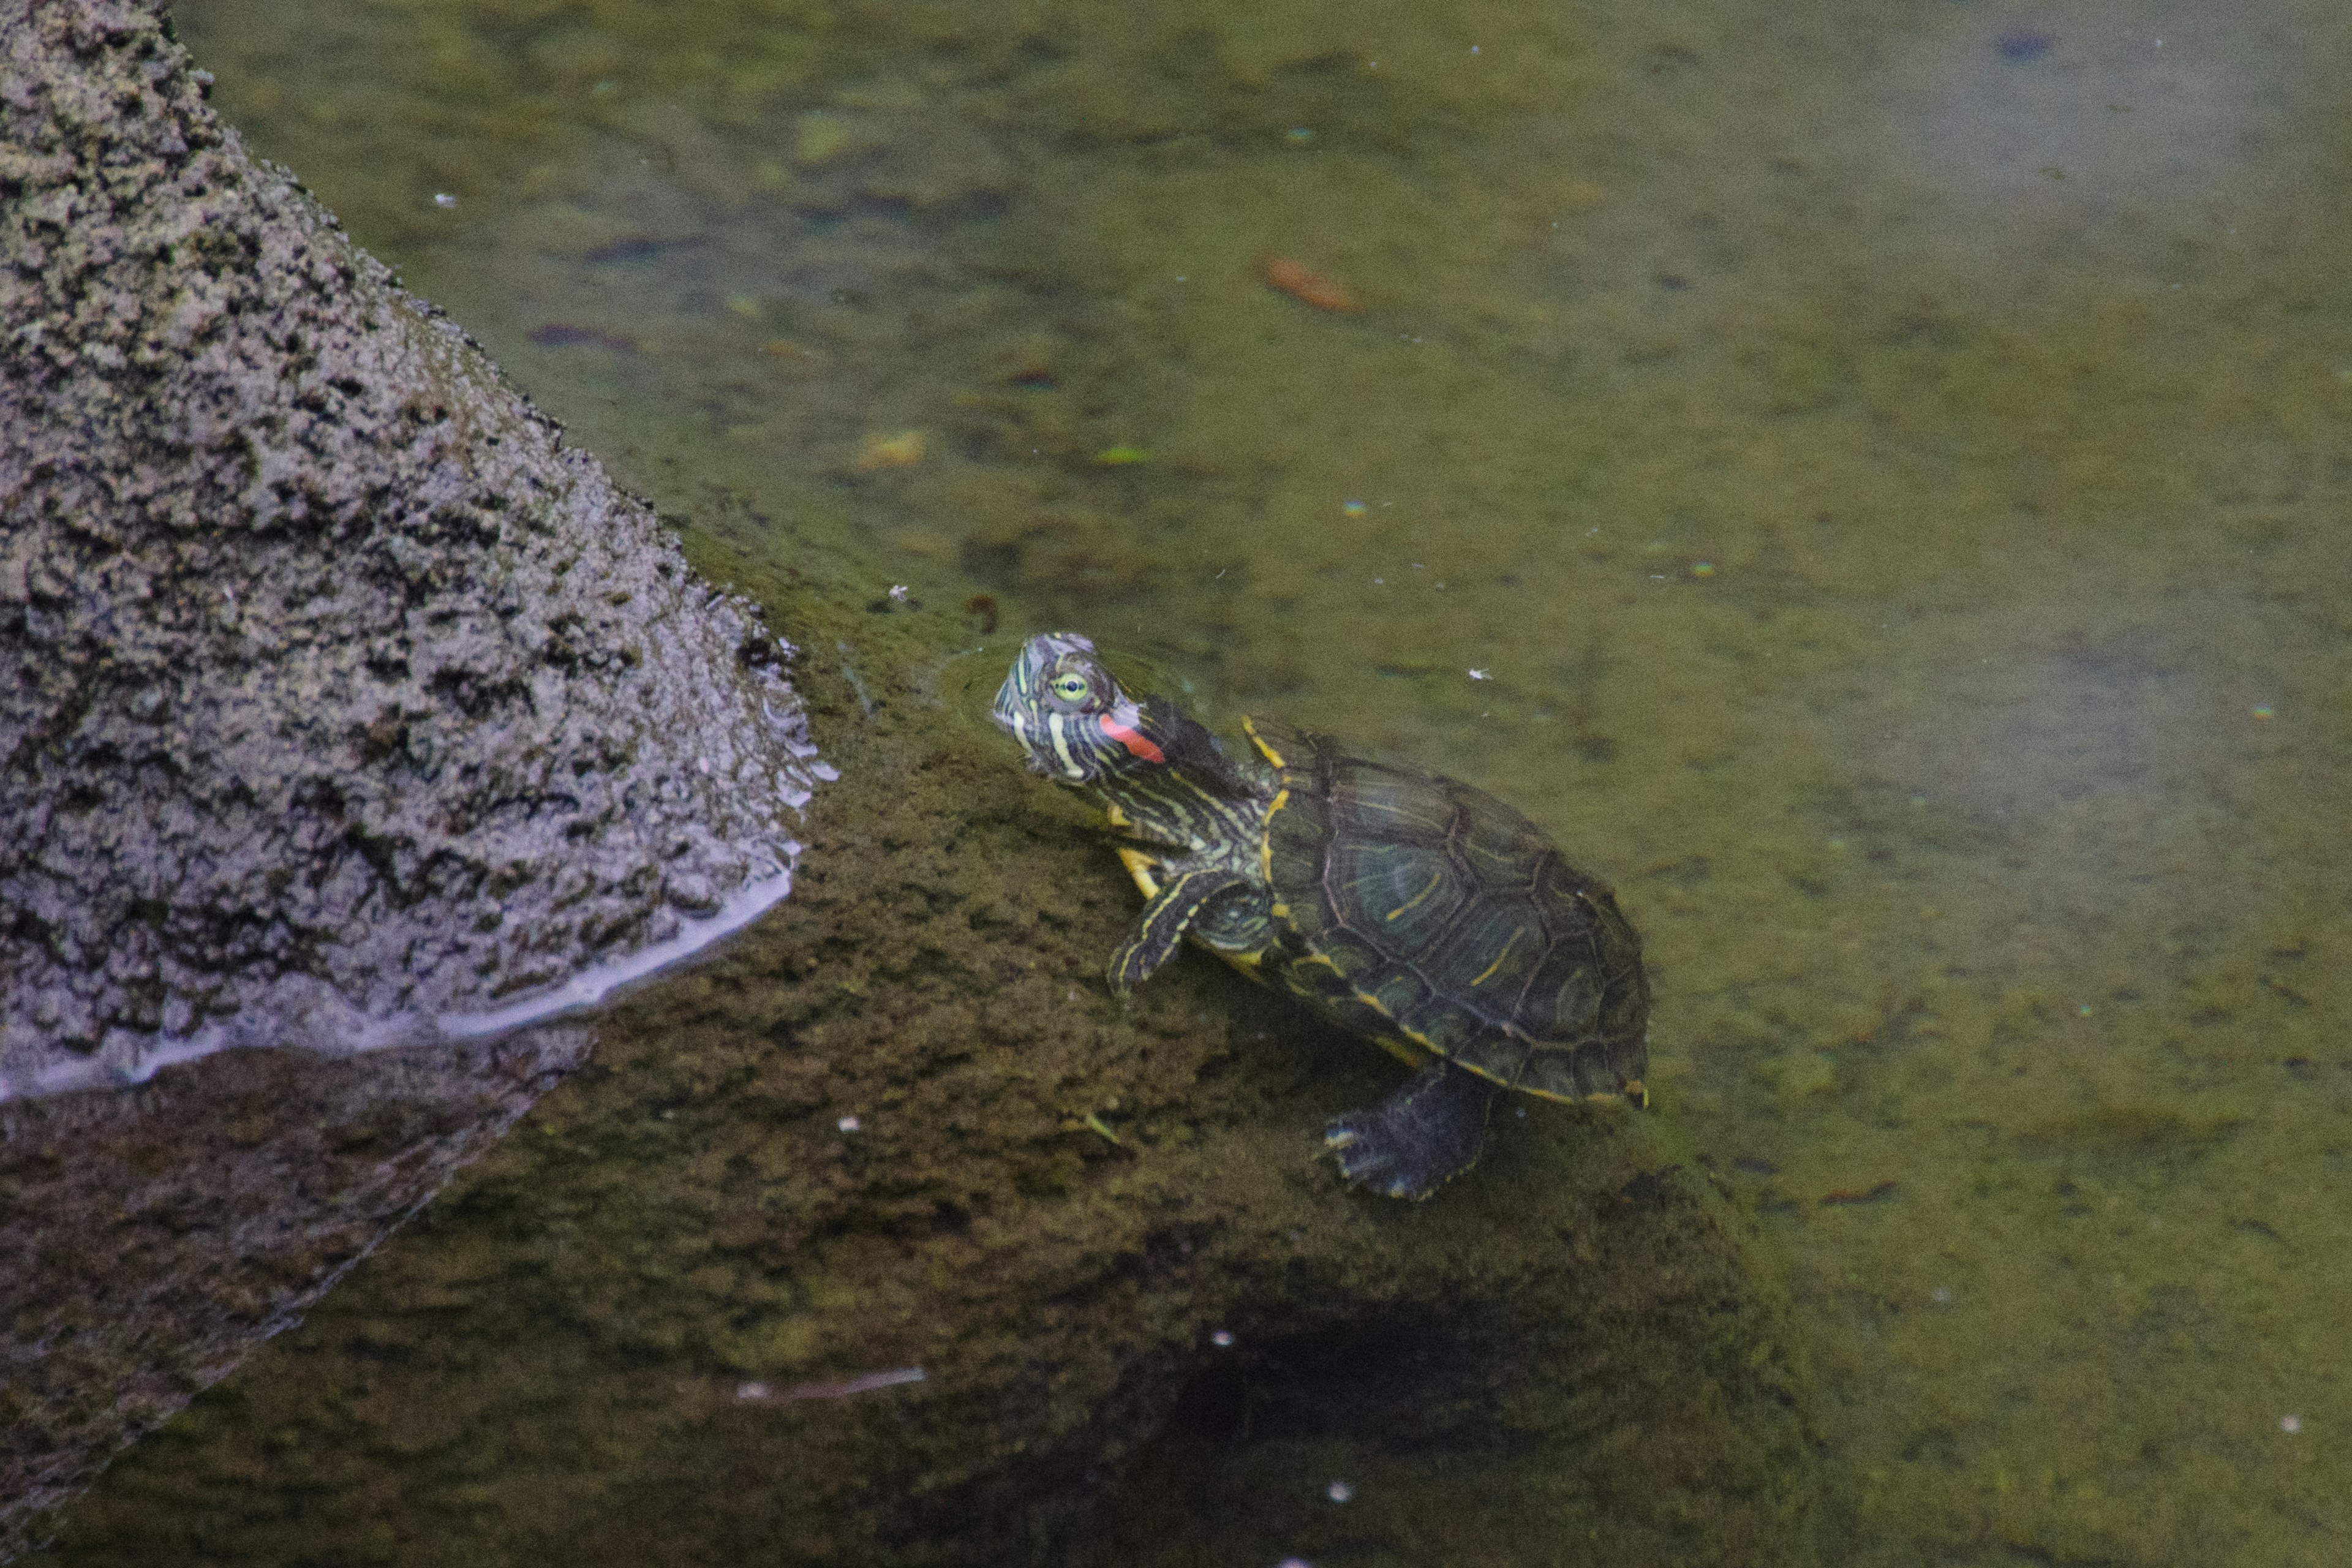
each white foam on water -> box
[434,859,796,1041]
[2,852,804,1103]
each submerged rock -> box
[35,609,1822,1567]
[0,0,824,1098]
[0,1023,592,1560]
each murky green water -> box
[64,0,2352,1560]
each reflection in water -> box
[0,1024,592,1558]
[52,0,2352,1561]
[1869,8,2290,261]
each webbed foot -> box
[1324,1059,1499,1200]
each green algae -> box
[32,605,1815,1565]
[59,0,2352,1562]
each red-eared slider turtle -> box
[994,631,1649,1199]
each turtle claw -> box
[1322,1060,1499,1201]
[1324,1115,1433,1200]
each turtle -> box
[993,630,1650,1199]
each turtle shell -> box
[1245,717,1649,1104]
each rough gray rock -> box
[0,0,826,1095]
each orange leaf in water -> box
[1255,255,1363,314]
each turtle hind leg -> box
[1325,1060,1499,1200]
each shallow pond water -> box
[42,0,2352,1561]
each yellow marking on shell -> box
[1367,1001,1438,1057]
[1467,925,1526,987]
[1269,902,1289,919]
[1115,846,1162,900]
[1104,801,1133,829]
[1384,865,1446,923]
[1242,715,1288,769]
[1259,785,1290,890]
[1457,1075,1642,1107]
[1449,1057,1575,1103]
[1327,973,1444,1058]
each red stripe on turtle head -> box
[1096,714,1166,764]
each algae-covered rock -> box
[0,1024,591,1561]
[37,608,1818,1567]
[0,0,823,1095]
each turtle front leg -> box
[1107,868,1252,993]
[1325,1060,1499,1200]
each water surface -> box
[106,0,2352,1559]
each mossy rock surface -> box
[37,603,1818,1567]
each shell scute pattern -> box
[1459,801,1548,878]
[1520,941,1603,1042]
[1251,720,1648,1104]
[1329,836,1472,954]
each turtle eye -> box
[1049,670,1095,707]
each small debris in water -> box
[837,1115,861,1133]
[528,323,637,352]
[1326,1480,1354,1503]
[1210,1330,1235,1348]
[888,583,909,601]
[1080,1110,1123,1145]
[854,429,926,470]
[1256,255,1363,314]
[1341,499,1367,515]
[1819,1181,1899,1207]
[2282,1414,2303,1433]
[2252,704,2275,720]
[582,233,707,265]
[1278,1559,1313,1568]
[1993,28,2056,62]
[1468,668,1490,680]
[432,192,456,209]
[1931,1286,1954,1305]
[736,1367,925,1403]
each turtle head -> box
[994,631,1180,789]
